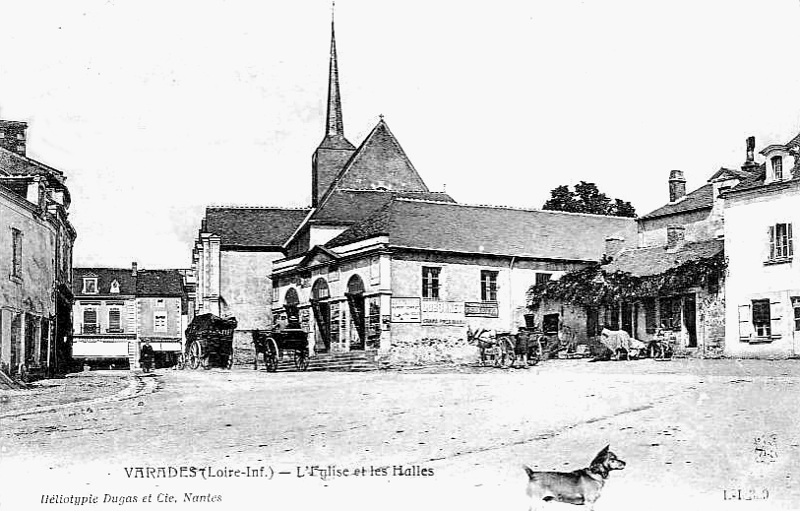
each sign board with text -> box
[390,297,421,323]
[421,300,465,326]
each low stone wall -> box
[380,336,479,367]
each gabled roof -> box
[723,162,797,195]
[603,238,724,277]
[312,188,455,225]
[326,199,637,261]
[136,269,185,297]
[318,120,430,205]
[0,146,68,190]
[73,268,137,296]
[639,183,714,220]
[707,167,753,182]
[297,245,341,269]
[204,207,311,248]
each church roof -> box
[326,199,637,261]
[312,188,454,225]
[318,120,430,204]
[204,207,311,248]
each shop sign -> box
[464,301,499,318]
[421,300,465,326]
[391,297,421,323]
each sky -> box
[2,0,800,269]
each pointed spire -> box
[325,1,345,139]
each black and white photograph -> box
[1,1,799,510]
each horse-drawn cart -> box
[182,313,237,370]
[252,327,310,372]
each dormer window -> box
[110,280,120,294]
[771,156,783,181]
[82,277,98,294]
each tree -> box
[542,181,636,217]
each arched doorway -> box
[284,288,300,327]
[345,275,366,350]
[310,279,331,353]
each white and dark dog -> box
[523,445,625,510]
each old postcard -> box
[1,1,799,510]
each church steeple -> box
[312,2,356,207]
[325,4,346,142]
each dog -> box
[523,445,625,510]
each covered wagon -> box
[182,313,237,370]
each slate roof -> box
[316,120,431,208]
[73,268,185,297]
[0,176,30,199]
[312,189,455,224]
[722,163,800,195]
[204,207,311,248]
[326,199,637,261]
[136,270,185,296]
[639,183,714,220]
[603,238,724,277]
[72,268,137,296]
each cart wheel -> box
[266,337,279,372]
[294,349,309,371]
[188,342,201,370]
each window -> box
[154,312,167,333]
[422,267,440,299]
[11,228,22,278]
[480,270,498,301]
[108,309,122,332]
[793,297,800,331]
[771,156,783,180]
[768,223,793,261]
[83,308,98,334]
[752,299,771,338]
[659,296,682,331]
[110,280,120,294]
[535,273,552,286]
[82,277,98,294]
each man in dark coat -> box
[140,341,155,372]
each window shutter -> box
[738,304,752,340]
[769,225,776,260]
[770,300,782,338]
[789,223,794,257]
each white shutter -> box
[769,225,776,260]
[770,300,782,338]
[738,304,753,340]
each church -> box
[193,13,635,366]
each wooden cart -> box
[252,327,310,372]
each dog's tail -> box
[523,465,537,480]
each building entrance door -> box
[311,279,331,353]
[791,297,800,356]
[683,294,697,348]
[345,275,366,351]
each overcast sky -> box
[2,0,800,269]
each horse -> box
[599,327,646,360]
[467,327,515,367]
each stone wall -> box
[379,334,479,367]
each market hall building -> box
[193,12,637,365]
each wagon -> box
[252,327,310,372]
[182,313,238,370]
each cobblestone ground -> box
[1,359,799,511]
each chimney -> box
[668,170,686,202]
[131,262,138,277]
[604,237,625,259]
[742,136,760,173]
[0,119,28,156]
[666,225,686,251]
